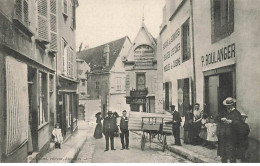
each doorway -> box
[205,71,234,118]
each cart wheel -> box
[141,133,146,151]
[162,135,167,152]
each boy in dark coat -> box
[103,111,117,151]
[237,112,250,163]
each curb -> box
[131,131,219,163]
[61,132,89,163]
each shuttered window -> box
[211,0,234,43]
[15,0,29,26]
[62,39,68,75]
[5,56,29,155]
[37,0,48,42]
[182,18,190,62]
[50,0,57,51]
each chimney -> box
[104,44,110,66]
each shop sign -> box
[164,57,181,72]
[201,43,235,67]
[134,45,154,61]
[126,97,146,104]
[130,89,148,97]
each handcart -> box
[140,117,172,152]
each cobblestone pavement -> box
[73,118,191,163]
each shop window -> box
[39,72,48,126]
[116,77,122,91]
[164,82,172,111]
[182,18,190,62]
[96,81,100,89]
[136,73,145,90]
[5,56,29,155]
[211,0,234,43]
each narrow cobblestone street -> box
[73,118,191,163]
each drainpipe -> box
[190,0,196,105]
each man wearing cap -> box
[216,97,243,163]
[237,112,250,163]
[119,110,129,150]
[166,105,182,146]
[103,111,117,151]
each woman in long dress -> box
[191,103,203,145]
[184,105,193,144]
[94,112,103,139]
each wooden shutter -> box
[63,43,68,75]
[63,0,68,15]
[15,0,23,21]
[50,0,57,51]
[23,0,29,25]
[37,0,48,41]
[70,48,74,77]
[5,56,29,155]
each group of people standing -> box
[180,97,250,163]
[94,110,130,151]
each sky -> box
[76,0,165,50]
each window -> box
[136,73,145,90]
[211,0,234,43]
[37,0,49,42]
[182,18,190,62]
[63,0,68,16]
[116,77,122,91]
[61,39,68,75]
[61,39,74,77]
[39,72,48,126]
[15,0,29,26]
[96,82,100,89]
[164,82,172,111]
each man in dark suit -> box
[103,111,117,151]
[169,105,182,146]
[119,110,129,150]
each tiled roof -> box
[77,36,130,73]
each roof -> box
[77,36,130,73]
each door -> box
[207,75,219,119]
[219,72,234,114]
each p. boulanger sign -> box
[201,43,235,67]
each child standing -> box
[205,116,218,149]
[199,112,208,146]
[52,123,63,149]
